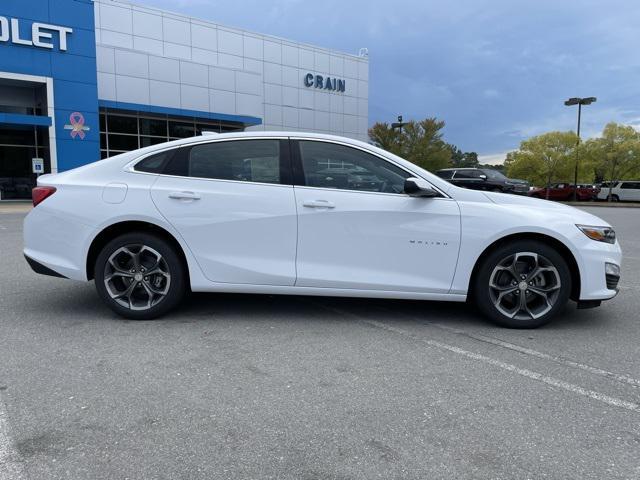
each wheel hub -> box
[488,251,562,320]
[103,244,171,311]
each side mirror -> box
[479,174,488,180]
[404,177,439,198]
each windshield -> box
[482,169,507,180]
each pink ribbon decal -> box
[64,112,91,140]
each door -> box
[620,182,640,201]
[292,140,461,293]
[547,184,564,200]
[150,139,298,286]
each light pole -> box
[391,115,409,152]
[564,97,596,201]
[391,115,408,135]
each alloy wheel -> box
[488,252,561,320]
[103,244,171,310]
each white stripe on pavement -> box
[363,319,640,414]
[422,320,640,388]
[368,303,640,389]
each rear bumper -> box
[24,254,68,278]
[23,206,93,281]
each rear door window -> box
[161,140,289,184]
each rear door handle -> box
[168,191,201,200]
[303,200,335,209]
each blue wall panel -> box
[0,0,100,171]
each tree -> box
[369,118,451,171]
[449,144,464,167]
[448,144,479,168]
[584,122,640,200]
[505,131,578,198]
[368,122,401,155]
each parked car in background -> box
[435,168,530,194]
[528,183,599,201]
[597,180,640,202]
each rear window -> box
[134,149,176,173]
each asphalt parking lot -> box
[1,206,639,479]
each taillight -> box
[32,186,56,207]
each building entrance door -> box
[0,126,50,200]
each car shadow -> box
[18,283,615,332]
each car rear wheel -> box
[94,232,186,319]
[473,240,572,328]
[607,194,619,202]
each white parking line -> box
[0,398,22,480]
[362,319,640,414]
[362,302,640,389]
[313,301,640,415]
[418,319,640,388]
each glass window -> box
[299,141,410,194]
[454,169,483,179]
[169,121,195,138]
[107,115,138,134]
[188,140,281,184]
[108,134,139,151]
[0,127,37,146]
[140,118,167,137]
[621,182,640,189]
[482,169,507,180]
[436,170,454,179]
[134,149,175,173]
[140,136,169,148]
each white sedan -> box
[23,132,622,328]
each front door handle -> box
[168,191,201,200]
[303,200,335,209]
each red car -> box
[528,183,600,201]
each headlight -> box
[576,225,616,244]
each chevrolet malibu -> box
[23,132,621,328]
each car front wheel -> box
[473,240,572,328]
[94,232,186,319]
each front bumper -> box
[576,239,622,301]
[506,184,530,195]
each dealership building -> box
[0,0,369,199]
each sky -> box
[139,0,640,164]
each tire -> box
[607,194,619,202]
[473,240,572,328]
[94,232,187,319]
[491,188,502,193]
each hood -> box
[480,190,611,226]
[506,178,529,185]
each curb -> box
[0,202,32,214]
[562,202,640,209]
